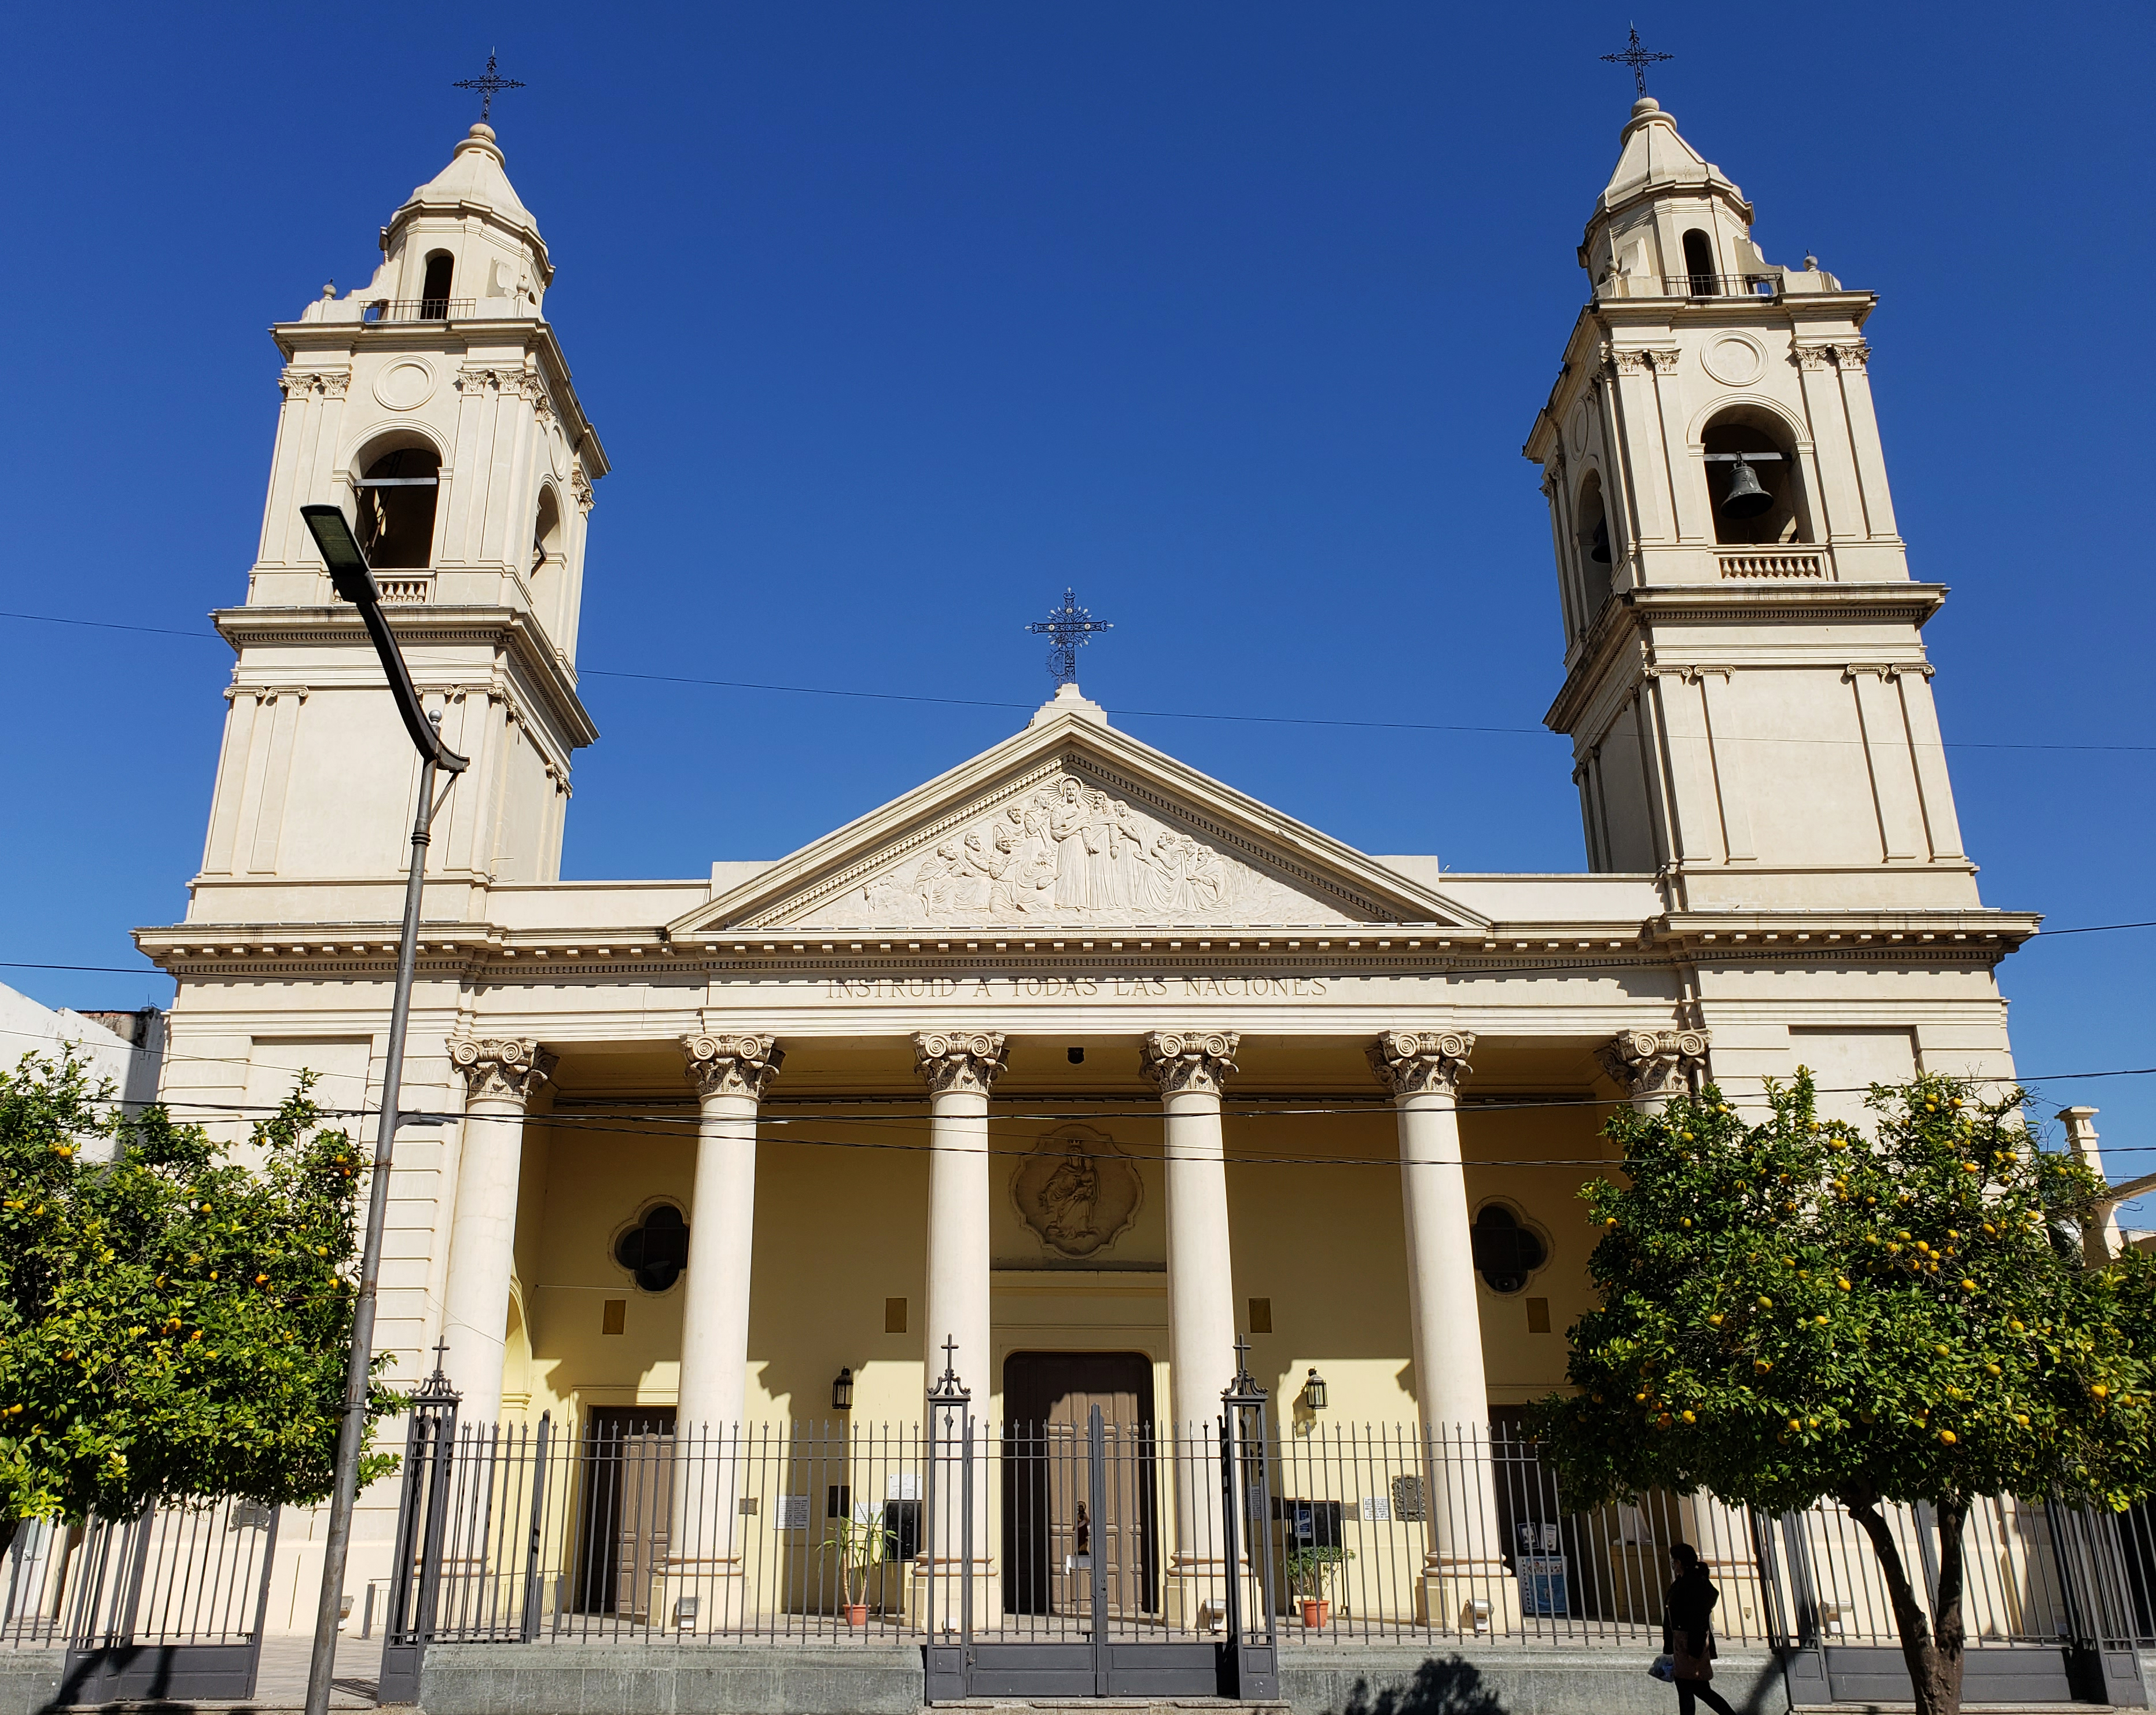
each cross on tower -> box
[452,51,525,124]
[1025,588,1112,687]
[1599,25,1674,98]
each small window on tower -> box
[1682,229,1719,296]
[354,446,441,571]
[421,252,454,318]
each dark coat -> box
[1663,1569,1720,1659]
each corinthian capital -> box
[913,1030,1007,1097]
[1598,1028,1711,1103]
[1368,1029,1475,1098]
[682,1033,785,1101]
[1140,1030,1239,1098]
[448,1037,557,1105]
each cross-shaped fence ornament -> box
[452,51,525,124]
[1025,588,1112,687]
[431,1338,451,1377]
[1599,25,1674,97]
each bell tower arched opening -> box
[354,442,441,570]
[1681,229,1718,295]
[1574,471,1613,623]
[1702,410,1804,546]
[421,251,454,316]
[529,485,565,639]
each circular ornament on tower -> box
[1569,400,1592,454]
[373,357,439,411]
[1701,332,1767,388]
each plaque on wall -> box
[1009,1124,1143,1260]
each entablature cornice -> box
[1544,583,1949,736]
[211,604,598,752]
[134,903,2039,992]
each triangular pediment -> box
[668,706,1488,936]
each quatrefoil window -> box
[1470,1204,1548,1295]
[614,1204,690,1293]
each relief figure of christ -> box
[1050,779,1095,911]
[1081,789,1121,912]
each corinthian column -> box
[666,1033,782,1632]
[1599,1027,1710,1114]
[441,1037,556,1425]
[677,1033,783,1431]
[1368,1029,1513,1633]
[1142,1028,1239,1629]
[914,1029,1006,1625]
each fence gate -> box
[924,1356,1278,1702]
[56,1499,281,1704]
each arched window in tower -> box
[421,252,454,318]
[529,486,565,635]
[1682,229,1718,296]
[1574,471,1613,627]
[1702,410,1805,547]
[354,445,441,570]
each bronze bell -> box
[1587,519,1612,564]
[1721,455,1773,519]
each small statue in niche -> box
[1037,1143,1101,1247]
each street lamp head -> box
[300,505,378,606]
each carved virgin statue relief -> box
[814,771,1340,928]
[1010,1125,1143,1260]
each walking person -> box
[1662,1543,1736,1715]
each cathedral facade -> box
[137,99,2033,1620]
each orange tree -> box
[1535,1072,2156,1715]
[0,1049,402,1562]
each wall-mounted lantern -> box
[1302,1367,1329,1413]
[832,1367,855,1413]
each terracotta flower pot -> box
[1300,1598,1330,1629]
[844,1601,870,1628]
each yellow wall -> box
[505,1094,1611,1429]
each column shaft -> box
[677,1034,783,1430]
[440,1038,555,1426]
[1143,1030,1239,1627]
[915,1031,1007,1626]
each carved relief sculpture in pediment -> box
[802,770,1349,929]
[1010,1124,1144,1260]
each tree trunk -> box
[1842,1489,1964,1715]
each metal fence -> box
[373,1412,2156,1683]
[0,1499,281,1701]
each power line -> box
[6,607,2153,756]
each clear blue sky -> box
[2,3,2150,1200]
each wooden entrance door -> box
[573,1407,677,1617]
[1002,1352,1158,1620]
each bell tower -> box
[1526,98,1974,911]
[193,123,606,918]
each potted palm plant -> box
[820,1504,894,1626]
[1286,1544,1353,1629]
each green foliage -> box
[819,1505,897,1604]
[0,1048,402,1534]
[1535,1072,2156,1518]
[1285,1543,1354,1600]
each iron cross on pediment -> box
[1026,588,1112,687]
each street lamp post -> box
[298,504,468,1715]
